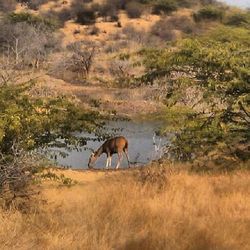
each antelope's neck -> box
[95,146,103,157]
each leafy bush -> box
[0,82,104,156]
[8,12,59,30]
[104,0,127,10]
[140,27,250,165]
[126,1,143,18]
[152,0,178,15]
[224,12,250,28]
[169,16,195,33]
[98,2,119,22]
[70,1,98,24]
[151,19,177,40]
[75,7,96,25]
[0,81,105,208]
[193,6,224,22]
[175,0,196,8]
[0,152,40,209]
[207,26,250,46]
[151,15,195,39]
[199,0,216,4]
[95,0,125,19]
[122,24,150,44]
[42,8,72,27]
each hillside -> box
[4,0,246,118]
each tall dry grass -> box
[0,168,250,250]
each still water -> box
[51,120,169,169]
[219,0,250,8]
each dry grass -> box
[59,11,160,46]
[1,167,250,250]
[31,73,165,117]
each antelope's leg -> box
[109,155,112,168]
[106,154,111,169]
[116,152,123,169]
[105,158,109,169]
[124,149,130,168]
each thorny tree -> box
[66,41,97,79]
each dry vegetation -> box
[0,0,233,117]
[0,1,249,249]
[1,167,250,250]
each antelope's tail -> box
[124,140,128,150]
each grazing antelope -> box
[88,136,130,169]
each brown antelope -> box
[88,136,130,169]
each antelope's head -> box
[88,152,97,168]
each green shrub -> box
[207,26,250,46]
[0,81,104,208]
[104,0,126,10]
[151,20,177,41]
[44,8,72,27]
[199,0,216,4]
[8,12,59,30]
[98,2,119,22]
[75,7,96,25]
[224,12,250,28]
[126,1,144,18]
[0,82,105,156]
[193,6,224,22]
[152,0,178,15]
[152,15,195,38]
[176,0,196,8]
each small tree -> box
[66,41,97,79]
[109,59,134,87]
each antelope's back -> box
[105,136,128,153]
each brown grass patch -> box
[1,168,250,249]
